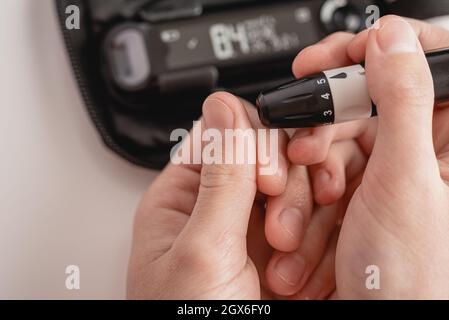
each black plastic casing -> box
[428,48,449,103]
[257,47,449,128]
[257,73,335,128]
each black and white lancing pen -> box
[257,47,449,128]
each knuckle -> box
[200,165,255,190]
[201,166,235,188]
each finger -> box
[266,204,340,296]
[309,140,367,206]
[289,32,360,166]
[247,201,274,292]
[287,29,377,167]
[434,108,449,183]
[434,107,449,153]
[179,91,258,242]
[364,17,441,188]
[292,32,356,78]
[132,121,206,262]
[243,100,290,196]
[348,16,449,63]
[328,291,339,300]
[288,16,449,168]
[287,120,372,165]
[293,228,339,300]
[438,155,449,184]
[264,165,313,253]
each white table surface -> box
[0,0,157,299]
[1,0,449,300]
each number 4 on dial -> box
[321,93,331,100]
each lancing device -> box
[257,47,449,128]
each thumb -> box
[366,17,440,179]
[182,92,258,242]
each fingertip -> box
[258,128,290,196]
[292,46,313,78]
[204,91,247,121]
[264,165,313,253]
[258,166,287,197]
[292,44,334,78]
[293,32,356,78]
[347,29,369,62]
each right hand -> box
[288,16,449,299]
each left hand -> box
[127,92,340,299]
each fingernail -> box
[378,18,418,54]
[278,208,304,240]
[275,253,306,286]
[203,98,234,130]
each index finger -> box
[292,31,356,78]
[293,16,449,79]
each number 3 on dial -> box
[323,110,333,117]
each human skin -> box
[285,16,449,299]
[127,93,340,299]
[127,15,449,300]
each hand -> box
[127,92,339,299]
[289,16,449,299]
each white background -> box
[0,0,157,299]
[1,0,449,300]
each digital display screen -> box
[209,22,251,61]
[153,1,324,71]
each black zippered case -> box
[56,0,186,170]
[56,0,286,170]
[56,0,296,170]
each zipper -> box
[55,0,160,169]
